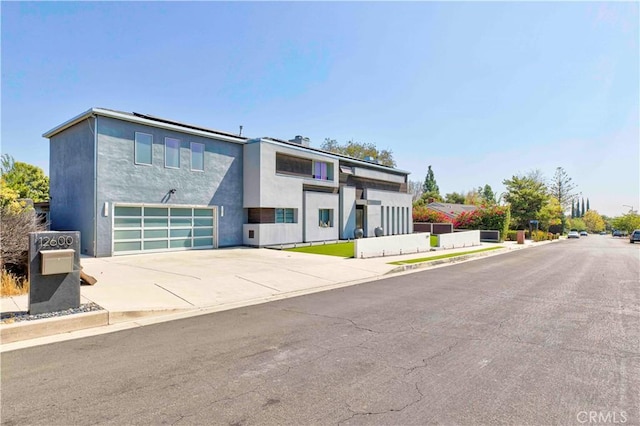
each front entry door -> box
[355,205,364,231]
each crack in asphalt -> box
[337,382,425,425]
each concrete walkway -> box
[1,240,546,350]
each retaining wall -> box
[438,230,481,249]
[354,232,431,259]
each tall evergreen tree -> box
[423,165,439,194]
[586,198,590,212]
[420,165,442,203]
[549,167,578,212]
[571,200,575,218]
[581,197,585,217]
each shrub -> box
[412,205,452,223]
[1,204,47,276]
[453,205,510,241]
[1,269,29,297]
[531,230,559,242]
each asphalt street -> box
[2,235,639,425]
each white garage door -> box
[113,204,217,255]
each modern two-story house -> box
[44,108,412,257]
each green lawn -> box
[285,242,354,258]
[388,246,502,265]
[431,235,438,247]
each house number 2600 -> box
[38,236,74,249]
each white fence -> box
[437,230,481,249]
[354,232,431,259]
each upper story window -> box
[276,153,312,177]
[191,142,204,171]
[134,132,153,165]
[165,137,180,169]
[275,153,333,181]
[313,161,333,181]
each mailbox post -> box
[28,231,81,315]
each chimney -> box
[289,135,310,147]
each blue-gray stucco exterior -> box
[49,118,96,256]
[49,113,244,257]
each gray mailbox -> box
[29,231,81,315]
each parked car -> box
[567,231,580,239]
[579,231,588,237]
[613,230,628,237]
[630,230,640,244]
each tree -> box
[444,192,466,204]
[612,213,640,233]
[583,210,605,233]
[408,180,423,204]
[420,165,442,203]
[581,197,585,217]
[321,138,395,167]
[538,197,563,231]
[464,188,482,206]
[549,167,578,212]
[422,165,439,194]
[1,154,15,174]
[1,157,49,202]
[586,198,590,212]
[481,184,496,205]
[549,167,577,231]
[502,174,548,229]
[567,217,587,232]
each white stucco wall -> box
[365,204,382,237]
[354,232,431,259]
[437,230,481,249]
[304,192,339,242]
[245,141,338,208]
[243,142,262,208]
[365,189,413,236]
[243,223,302,247]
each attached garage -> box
[112,204,218,255]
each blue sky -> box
[2,1,638,217]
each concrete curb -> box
[0,310,109,344]
[385,247,511,274]
[108,308,194,324]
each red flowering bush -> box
[453,205,510,241]
[412,205,452,223]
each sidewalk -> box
[1,240,544,350]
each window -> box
[319,209,333,227]
[191,142,204,171]
[247,208,296,224]
[134,132,153,165]
[165,138,180,168]
[276,153,312,177]
[313,161,333,181]
[275,208,296,223]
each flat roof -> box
[44,108,410,175]
[252,137,410,175]
[43,108,248,144]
